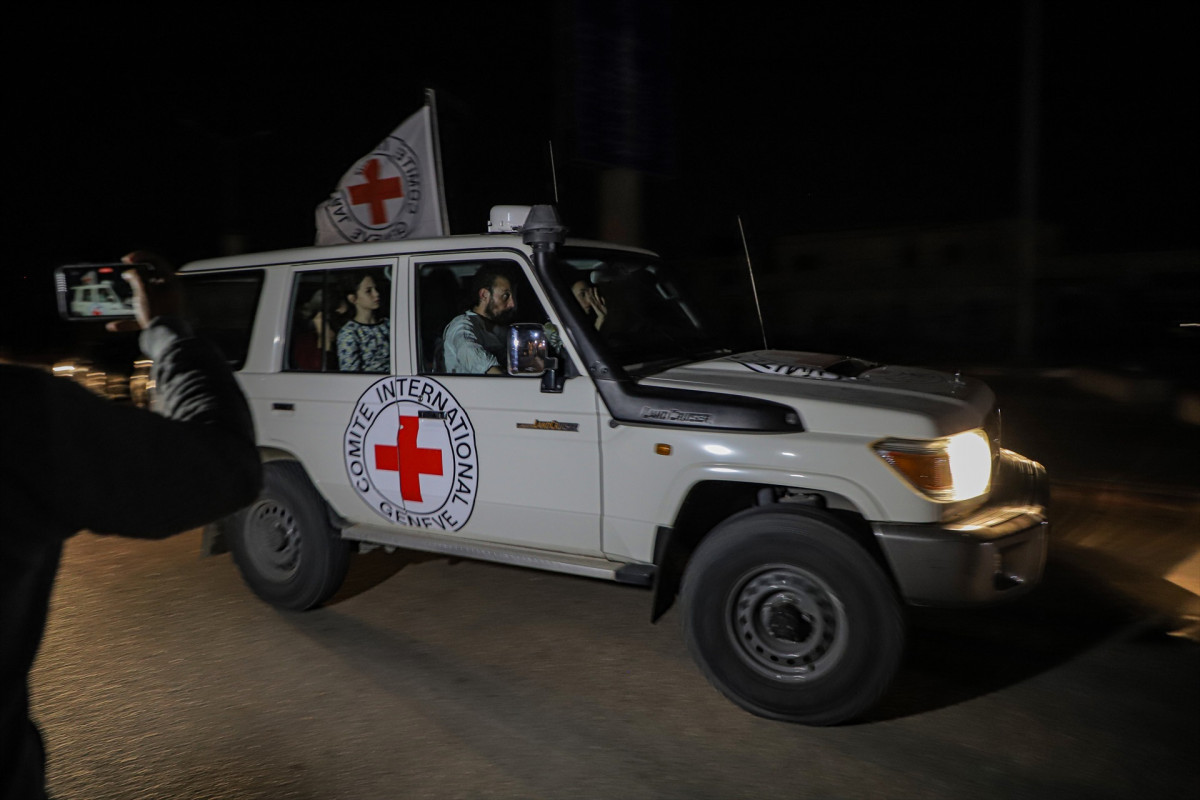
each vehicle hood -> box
[638,350,995,438]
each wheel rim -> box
[244,500,302,582]
[727,564,849,682]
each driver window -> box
[417,259,546,376]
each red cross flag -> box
[315,90,450,245]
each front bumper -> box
[872,449,1049,606]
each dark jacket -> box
[0,318,261,800]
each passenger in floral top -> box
[336,271,390,373]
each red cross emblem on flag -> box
[373,416,444,503]
[347,158,405,225]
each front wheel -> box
[681,507,905,725]
[228,460,350,611]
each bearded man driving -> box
[441,263,518,374]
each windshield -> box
[555,247,761,375]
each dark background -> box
[6,2,1197,365]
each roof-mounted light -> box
[488,205,532,233]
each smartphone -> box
[55,263,139,321]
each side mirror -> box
[507,323,556,377]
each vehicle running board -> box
[340,523,654,587]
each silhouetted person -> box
[0,253,262,800]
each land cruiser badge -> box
[344,376,478,531]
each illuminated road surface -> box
[31,486,1199,799]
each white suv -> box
[70,281,133,317]
[180,205,1048,725]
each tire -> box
[681,506,905,725]
[228,461,351,611]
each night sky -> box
[7,2,1197,347]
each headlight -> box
[873,429,993,501]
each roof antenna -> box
[548,140,560,205]
[739,215,769,351]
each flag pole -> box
[425,88,451,235]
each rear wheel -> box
[229,461,350,610]
[681,506,904,725]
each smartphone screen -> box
[55,263,137,321]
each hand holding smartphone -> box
[55,263,140,321]
[55,253,178,330]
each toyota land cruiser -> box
[180,205,1048,725]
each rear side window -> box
[179,270,265,370]
[285,265,393,374]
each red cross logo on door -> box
[348,158,404,225]
[374,416,444,502]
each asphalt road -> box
[30,482,1199,800]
